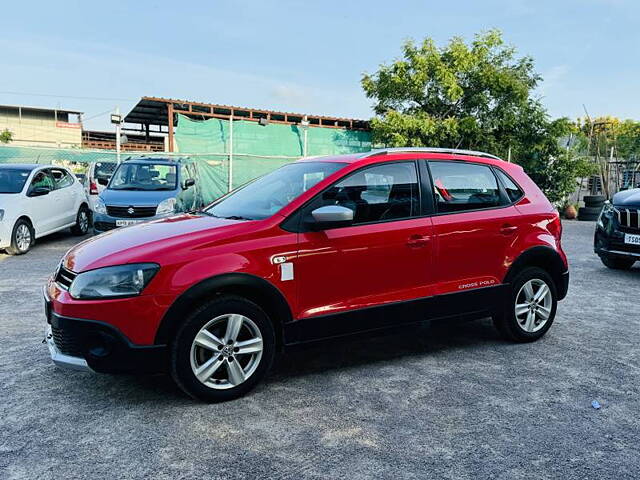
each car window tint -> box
[494,169,524,203]
[29,171,54,192]
[50,169,74,189]
[429,161,502,213]
[315,162,419,225]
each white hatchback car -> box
[0,164,90,255]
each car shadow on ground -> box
[113,317,505,403]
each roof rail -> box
[361,147,502,161]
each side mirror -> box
[97,178,109,186]
[182,178,196,190]
[29,187,50,197]
[308,205,354,231]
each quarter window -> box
[429,161,503,213]
[494,169,524,203]
[311,162,419,225]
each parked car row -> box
[1,157,197,255]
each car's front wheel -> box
[600,255,635,270]
[493,267,557,342]
[6,219,34,255]
[170,295,275,402]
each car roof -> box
[0,163,42,170]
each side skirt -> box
[283,284,510,346]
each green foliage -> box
[0,129,12,144]
[361,30,590,203]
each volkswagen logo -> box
[127,207,135,215]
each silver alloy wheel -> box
[15,224,31,252]
[79,210,89,233]
[190,314,263,390]
[515,278,552,333]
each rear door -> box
[426,160,520,295]
[49,167,77,226]
[292,161,435,338]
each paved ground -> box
[1,221,639,479]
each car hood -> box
[613,188,640,207]
[100,188,176,205]
[64,214,255,272]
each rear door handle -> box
[407,234,431,247]
[500,224,518,235]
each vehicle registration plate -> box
[624,233,640,245]
[116,219,142,227]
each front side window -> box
[0,168,32,194]
[109,163,178,191]
[205,162,345,220]
[50,168,75,189]
[28,170,54,194]
[429,161,503,213]
[307,162,420,225]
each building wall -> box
[0,107,82,148]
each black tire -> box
[578,207,600,221]
[6,218,34,255]
[170,295,276,402]
[70,205,90,236]
[600,255,635,270]
[493,267,558,342]
[583,195,606,206]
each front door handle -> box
[500,224,518,235]
[407,234,431,247]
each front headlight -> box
[69,263,159,299]
[597,201,614,228]
[95,198,107,215]
[156,197,176,215]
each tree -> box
[361,30,592,204]
[0,129,12,144]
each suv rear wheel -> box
[170,295,275,402]
[493,267,557,342]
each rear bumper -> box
[44,290,167,374]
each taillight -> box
[89,180,99,195]
[548,211,562,241]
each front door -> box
[292,161,434,339]
[25,170,57,236]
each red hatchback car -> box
[45,148,569,401]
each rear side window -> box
[305,162,420,225]
[494,169,524,203]
[429,161,503,213]
[50,168,75,189]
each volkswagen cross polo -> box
[44,148,569,402]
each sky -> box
[1,0,638,131]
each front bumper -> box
[0,220,11,249]
[594,218,640,259]
[92,211,172,233]
[44,289,168,374]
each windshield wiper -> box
[223,215,254,221]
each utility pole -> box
[111,107,123,163]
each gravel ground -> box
[1,221,639,479]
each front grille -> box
[106,205,157,218]
[615,207,640,230]
[51,325,84,357]
[55,266,77,291]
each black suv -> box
[595,188,640,269]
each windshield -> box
[0,168,32,194]
[205,161,345,220]
[109,163,178,191]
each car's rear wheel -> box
[6,219,34,255]
[600,255,635,270]
[170,295,275,402]
[493,267,557,342]
[71,205,90,235]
